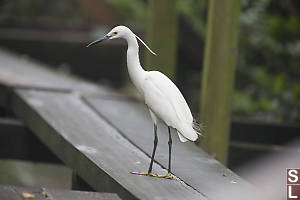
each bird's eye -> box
[114,32,118,35]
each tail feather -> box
[192,119,203,136]
[177,131,189,142]
[176,122,200,142]
[175,119,203,143]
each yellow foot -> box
[155,172,173,179]
[130,172,158,177]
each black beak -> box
[86,35,110,47]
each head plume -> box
[134,33,157,56]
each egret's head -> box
[86,26,131,47]
[86,25,157,55]
[107,26,131,40]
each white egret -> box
[87,26,201,179]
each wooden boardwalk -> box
[0,49,255,200]
[0,185,120,200]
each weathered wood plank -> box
[43,188,121,200]
[0,185,121,200]
[11,89,206,200]
[0,48,107,95]
[85,97,255,200]
[0,185,21,200]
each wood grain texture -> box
[85,96,254,200]
[200,0,241,164]
[0,185,121,200]
[0,185,21,200]
[0,48,106,95]
[11,89,206,200]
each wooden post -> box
[146,0,178,81]
[200,0,241,164]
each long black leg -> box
[148,124,158,173]
[168,127,172,173]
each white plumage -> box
[143,71,199,142]
[111,25,202,142]
[87,25,201,178]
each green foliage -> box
[106,0,147,27]
[234,0,300,123]
[176,0,207,37]
[268,16,300,42]
[234,67,300,122]
[106,0,207,35]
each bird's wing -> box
[143,71,193,126]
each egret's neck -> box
[126,34,146,93]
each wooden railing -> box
[0,48,253,200]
